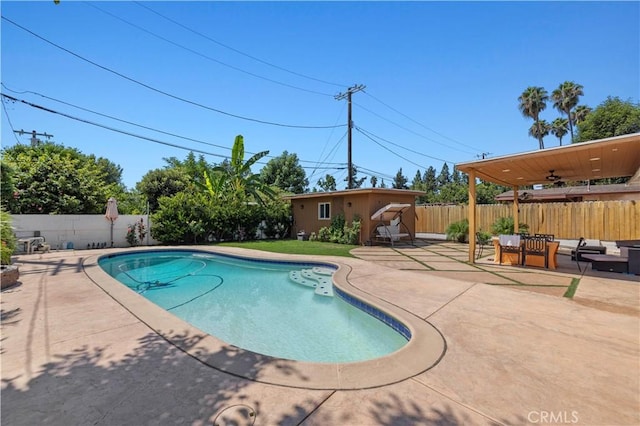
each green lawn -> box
[218,239,357,257]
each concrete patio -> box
[1,240,638,425]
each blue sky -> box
[2,1,638,189]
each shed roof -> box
[283,188,424,200]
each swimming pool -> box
[98,250,408,363]
[86,247,446,389]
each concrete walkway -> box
[1,241,638,425]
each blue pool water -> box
[98,250,408,363]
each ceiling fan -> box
[546,170,562,182]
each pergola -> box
[455,133,640,262]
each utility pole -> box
[13,129,54,146]
[335,84,365,189]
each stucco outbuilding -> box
[284,188,423,245]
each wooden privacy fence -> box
[415,200,640,241]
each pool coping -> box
[83,246,446,390]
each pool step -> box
[289,268,334,297]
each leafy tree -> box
[1,142,121,214]
[113,188,148,215]
[164,152,213,189]
[92,156,123,186]
[379,178,387,188]
[575,97,640,142]
[437,182,468,204]
[317,174,337,191]
[528,120,551,146]
[137,168,190,212]
[550,118,569,146]
[551,81,584,143]
[0,160,16,210]
[259,151,308,194]
[392,168,409,189]
[476,181,509,204]
[1,208,17,264]
[370,175,378,188]
[518,86,549,149]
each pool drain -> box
[213,404,256,426]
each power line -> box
[85,2,334,97]
[0,84,346,167]
[1,93,232,159]
[2,16,346,130]
[134,1,347,89]
[362,89,483,153]
[1,98,22,143]
[307,131,348,183]
[353,100,477,156]
[355,126,452,164]
[355,126,439,171]
[307,102,346,179]
[352,164,395,181]
[1,90,348,173]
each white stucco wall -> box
[12,214,158,251]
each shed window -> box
[318,202,331,220]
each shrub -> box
[476,230,492,245]
[445,218,469,243]
[259,197,292,239]
[316,213,361,245]
[491,216,529,235]
[1,209,16,265]
[151,191,286,244]
[125,218,147,246]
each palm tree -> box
[529,120,551,146]
[550,118,569,146]
[518,86,549,149]
[551,81,584,143]
[572,105,592,125]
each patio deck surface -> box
[1,240,638,425]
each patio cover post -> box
[468,169,477,263]
[512,186,519,234]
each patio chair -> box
[573,237,588,272]
[475,232,491,259]
[497,234,522,265]
[522,235,549,269]
[534,233,554,242]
